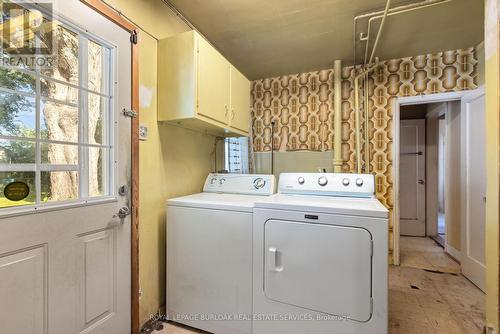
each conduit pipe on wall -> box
[352,0,453,173]
[333,59,343,172]
[358,0,391,173]
[354,60,378,174]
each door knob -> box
[418,179,425,185]
[118,206,131,219]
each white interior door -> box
[0,1,132,333]
[400,119,426,236]
[461,87,486,291]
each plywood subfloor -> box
[400,236,460,273]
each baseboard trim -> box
[445,243,461,263]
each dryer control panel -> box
[278,173,375,198]
[203,173,276,196]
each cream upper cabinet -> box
[229,66,251,133]
[197,36,230,126]
[158,30,249,136]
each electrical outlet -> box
[139,124,148,141]
[486,325,496,334]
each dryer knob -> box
[298,177,305,185]
[342,178,350,186]
[355,178,364,187]
[318,176,328,187]
[210,177,218,184]
[219,178,226,185]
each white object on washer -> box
[253,173,388,334]
[166,173,275,334]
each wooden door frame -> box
[392,91,466,265]
[79,1,140,333]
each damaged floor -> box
[150,237,485,334]
[390,237,485,333]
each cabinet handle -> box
[231,108,235,120]
[224,104,228,118]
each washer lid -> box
[255,194,388,218]
[167,193,272,212]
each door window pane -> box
[40,143,78,165]
[88,94,108,144]
[0,68,36,94]
[0,139,35,163]
[0,91,36,137]
[40,101,79,142]
[0,172,36,207]
[88,40,108,94]
[89,147,106,197]
[40,78,78,104]
[39,25,79,85]
[41,171,78,202]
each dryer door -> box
[264,220,373,321]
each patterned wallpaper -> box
[250,47,478,260]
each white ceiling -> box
[168,0,484,79]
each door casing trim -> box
[392,91,467,265]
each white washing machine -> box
[166,173,275,334]
[253,173,388,334]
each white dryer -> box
[253,173,388,334]
[166,173,275,334]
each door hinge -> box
[123,108,138,118]
[130,30,138,45]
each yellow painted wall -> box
[484,0,499,330]
[105,0,217,325]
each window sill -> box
[0,196,118,219]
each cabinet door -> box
[197,35,230,125]
[230,66,250,133]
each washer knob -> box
[342,178,350,186]
[298,177,305,185]
[210,177,218,184]
[253,178,266,189]
[355,178,364,187]
[318,176,328,186]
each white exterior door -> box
[461,87,486,291]
[0,1,132,333]
[400,119,426,236]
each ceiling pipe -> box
[367,0,391,66]
[361,0,452,65]
[333,60,343,173]
[353,0,452,67]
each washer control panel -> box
[203,173,276,195]
[279,173,375,198]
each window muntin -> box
[0,10,114,209]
